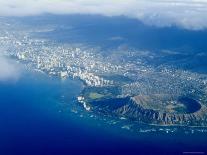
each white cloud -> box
[0,0,207,30]
[0,56,21,82]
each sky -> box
[0,0,207,30]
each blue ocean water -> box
[0,68,207,155]
[1,15,207,155]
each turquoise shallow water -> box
[0,68,207,155]
[0,14,207,155]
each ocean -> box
[1,14,207,155]
[0,68,207,155]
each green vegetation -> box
[89,92,104,100]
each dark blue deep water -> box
[0,69,207,155]
[1,15,207,155]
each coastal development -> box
[1,18,207,127]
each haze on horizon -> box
[0,0,207,30]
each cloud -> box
[0,0,207,30]
[0,56,21,82]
